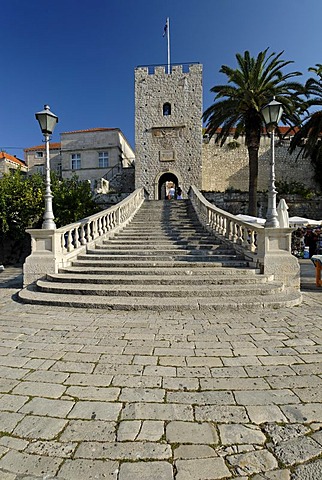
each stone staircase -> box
[19,200,301,310]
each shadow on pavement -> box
[0,266,23,289]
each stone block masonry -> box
[135,64,203,198]
[202,135,318,192]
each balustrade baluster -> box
[232,223,238,243]
[237,225,243,245]
[85,223,91,242]
[79,225,85,245]
[97,217,102,236]
[92,220,98,240]
[74,227,80,249]
[67,230,73,252]
[249,230,256,252]
[61,233,67,253]
[242,226,249,248]
[222,217,227,237]
[102,216,107,234]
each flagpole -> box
[167,17,170,74]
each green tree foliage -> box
[289,65,322,190]
[51,174,100,227]
[203,49,304,215]
[0,171,100,264]
[0,170,44,237]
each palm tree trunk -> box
[247,145,259,216]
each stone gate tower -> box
[135,63,203,199]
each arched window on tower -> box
[163,102,171,116]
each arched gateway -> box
[155,171,182,199]
[134,63,203,200]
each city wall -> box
[202,135,318,192]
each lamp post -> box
[35,105,58,229]
[261,98,283,228]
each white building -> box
[0,152,28,178]
[24,128,135,191]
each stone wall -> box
[203,191,322,220]
[202,135,319,192]
[135,64,203,198]
[25,146,61,177]
[109,167,135,193]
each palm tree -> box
[289,65,322,189]
[203,49,304,216]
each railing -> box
[189,185,263,258]
[188,185,301,293]
[56,187,145,256]
[102,164,121,181]
[24,187,147,286]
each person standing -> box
[168,185,175,199]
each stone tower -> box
[135,63,203,199]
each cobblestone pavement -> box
[0,263,322,479]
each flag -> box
[163,19,168,37]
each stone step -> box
[111,233,213,239]
[104,238,219,245]
[47,272,274,285]
[122,225,206,231]
[36,279,285,297]
[59,266,258,276]
[80,252,239,261]
[71,259,248,268]
[91,249,235,256]
[95,244,226,251]
[18,286,302,311]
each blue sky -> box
[1,0,321,159]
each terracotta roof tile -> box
[24,143,61,152]
[211,126,299,135]
[0,152,26,166]
[61,128,119,135]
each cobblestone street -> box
[0,263,322,479]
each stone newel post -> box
[256,227,300,291]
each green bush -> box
[0,170,101,264]
[275,180,315,199]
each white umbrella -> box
[277,199,289,228]
[289,216,322,227]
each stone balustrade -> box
[189,185,261,255]
[23,187,146,287]
[189,185,301,294]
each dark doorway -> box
[158,172,178,200]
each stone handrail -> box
[56,187,146,255]
[189,185,263,257]
[189,185,301,292]
[23,187,146,286]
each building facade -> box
[24,143,61,177]
[134,62,318,198]
[0,152,27,177]
[135,63,203,199]
[60,128,134,190]
[24,128,135,191]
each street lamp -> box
[35,105,58,229]
[261,98,283,228]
